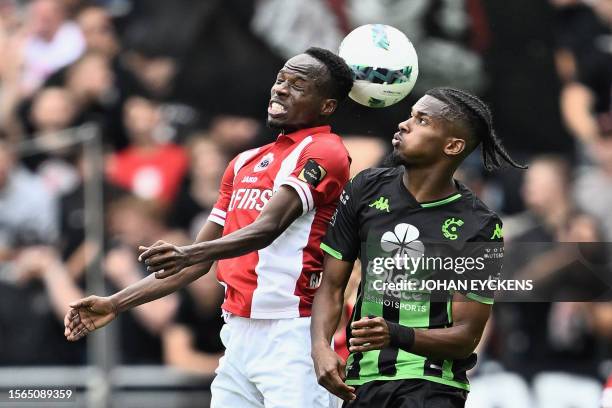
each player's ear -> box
[444,137,466,157]
[321,99,337,116]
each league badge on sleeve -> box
[298,159,327,187]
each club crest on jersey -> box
[254,153,274,172]
[298,159,327,187]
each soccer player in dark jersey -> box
[311,87,526,407]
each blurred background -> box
[0,0,611,407]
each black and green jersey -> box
[321,167,504,391]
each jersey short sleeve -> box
[207,156,238,227]
[320,173,363,263]
[456,215,504,305]
[281,139,350,214]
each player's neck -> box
[402,167,457,203]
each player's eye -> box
[418,118,428,125]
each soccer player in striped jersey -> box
[64,48,354,408]
[311,88,526,407]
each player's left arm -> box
[349,294,491,360]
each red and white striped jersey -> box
[207,125,350,319]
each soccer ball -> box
[339,24,419,108]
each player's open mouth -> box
[268,101,288,118]
[392,133,402,147]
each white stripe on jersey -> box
[251,211,316,318]
[233,148,261,179]
[211,207,227,219]
[250,136,315,318]
[285,175,314,212]
[275,136,313,214]
[208,214,226,226]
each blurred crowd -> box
[0,0,611,407]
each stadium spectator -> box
[75,5,119,58]
[208,115,263,158]
[106,96,189,205]
[559,0,612,159]
[105,195,179,363]
[21,0,85,95]
[43,5,147,150]
[574,137,612,242]
[162,269,225,375]
[489,156,606,407]
[0,139,58,260]
[0,245,85,365]
[167,134,228,237]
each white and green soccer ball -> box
[339,24,419,108]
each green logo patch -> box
[490,223,503,240]
[369,196,390,213]
[442,218,464,240]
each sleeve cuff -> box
[207,207,227,226]
[465,292,495,305]
[281,176,315,214]
[320,242,343,260]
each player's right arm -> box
[64,154,240,341]
[64,221,223,341]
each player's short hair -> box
[304,47,354,101]
[425,87,526,171]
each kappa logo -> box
[490,223,503,240]
[254,153,274,172]
[369,196,390,213]
[381,223,425,258]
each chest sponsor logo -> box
[381,223,424,258]
[254,153,274,172]
[228,188,273,211]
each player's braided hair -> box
[304,47,354,101]
[425,87,527,171]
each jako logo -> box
[381,223,425,258]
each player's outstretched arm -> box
[64,221,223,341]
[311,255,356,402]
[348,292,491,360]
[139,186,303,279]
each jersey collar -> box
[278,125,332,143]
[398,175,464,208]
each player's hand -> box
[349,316,391,353]
[64,296,118,341]
[138,240,189,279]
[312,345,356,402]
